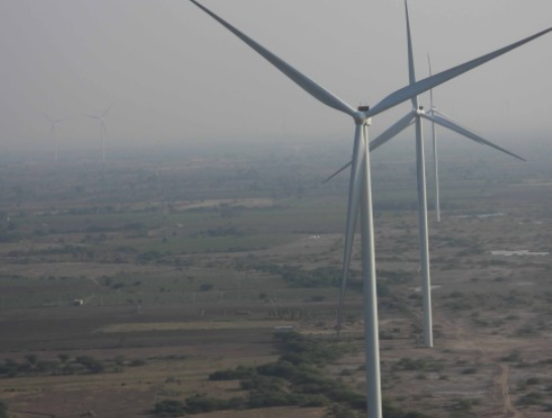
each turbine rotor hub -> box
[354,106,371,125]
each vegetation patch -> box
[153,332,430,417]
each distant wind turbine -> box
[334,0,529,349]
[190,0,551,415]
[425,56,525,222]
[86,104,113,164]
[43,113,69,163]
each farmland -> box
[0,140,551,417]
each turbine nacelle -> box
[354,106,371,125]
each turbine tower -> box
[86,104,113,164]
[190,1,551,415]
[428,55,441,223]
[335,0,528,349]
[43,113,68,163]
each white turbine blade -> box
[369,112,415,152]
[323,112,414,184]
[431,109,455,120]
[86,114,99,120]
[427,56,440,222]
[189,0,357,118]
[337,124,365,334]
[427,54,434,109]
[404,0,418,109]
[54,117,69,124]
[102,103,114,118]
[421,112,526,161]
[323,161,351,184]
[368,26,552,119]
[42,112,53,123]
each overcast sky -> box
[1,0,551,156]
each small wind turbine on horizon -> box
[86,104,113,164]
[189,0,551,415]
[334,1,528,349]
[43,113,69,163]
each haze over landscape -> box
[1,0,551,156]
[1,1,552,418]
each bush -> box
[154,399,186,417]
[209,365,256,381]
[517,392,544,406]
[184,394,245,413]
[199,283,213,292]
[239,376,286,392]
[75,356,105,373]
[0,400,7,418]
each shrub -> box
[209,365,256,381]
[239,376,285,392]
[154,399,186,417]
[0,400,7,418]
[75,356,104,373]
[129,359,146,367]
[184,394,245,413]
[517,392,544,406]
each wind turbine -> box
[189,0,551,416]
[43,113,68,163]
[428,56,441,223]
[425,56,522,222]
[334,0,528,349]
[86,104,113,164]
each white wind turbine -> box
[427,56,442,223]
[425,56,523,222]
[334,0,528,349]
[43,113,69,163]
[190,1,551,416]
[86,104,113,164]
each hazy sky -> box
[1,0,551,155]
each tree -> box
[0,399,8,418]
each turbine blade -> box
[368,26,552,119]
[404,0,418,108]
[421,112,526,161]
[322,161,351,184]
[337,124,365,334]
[369,112,415,152]
[102,103,114,118]
[427,54,434,109]
[323,112,414,184]
[431,109,456,120]
[42,112,53,123]
[189,0,357,118]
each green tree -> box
[0,399,8,418]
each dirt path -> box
[497,363,523,418]
[436,313,523,418]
